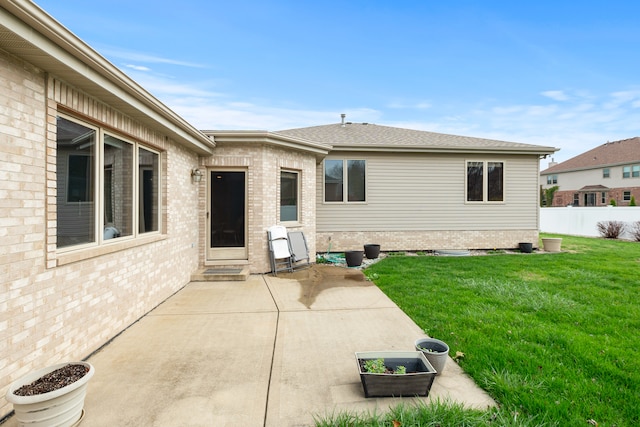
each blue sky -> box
[34,0,640,164]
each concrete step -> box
[190,267,250,282]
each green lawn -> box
[318,234,640,427]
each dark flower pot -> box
[363,244,381,259]
[356,351,436,397]
[519,242,533,253]
[344,250,364,267]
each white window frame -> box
[623,191,631,201]
[465,160,505,203]
[56,114,162,253]
[279,169,300,224]
[323,159,367,203]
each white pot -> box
[6,362,94,427]
[542,237,562,252]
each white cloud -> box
[125,64,151,72]
[101,47,207,68]
[387,100,432,110]
[117,68,640,165]
[541,90,569,101]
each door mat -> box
[203,268,243,275]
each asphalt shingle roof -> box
[275,122,557,154]
[541,137,640,174]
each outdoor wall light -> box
[191,168,203,183]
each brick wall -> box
[200,142,317,273]
[0,49,201,418]
[554,188,640,207]
[316,230,541,252]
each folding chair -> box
[288,230,310,270]
[267,225,293,275]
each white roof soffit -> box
[205,130,332,157]
[0,0,215,155]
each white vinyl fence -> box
[540,206,640,239]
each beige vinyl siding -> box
[317,152,540,232]
[542,166,640,191]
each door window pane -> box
[57,117,96,248]
[280,171,298,221]
[210,171,245,248]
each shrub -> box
[609,199,617,206]
[597,220,626,239]
[631,196,637,206]
[632,222,640,242]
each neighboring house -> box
[540,137,640,207]
[276,119,557,253]
[0,0,556,419]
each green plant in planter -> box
[363,358,407,374]
[418,345,436,353]
[363,358,386,374]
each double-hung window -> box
[633,165,640,178]
[280,170,299,222]
[466,161,504,202]
[546,175,558,185]
[56,115,160,249]
[324,159,366,202]
[623,166,631,178]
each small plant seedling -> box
[394,365,406,375]
[363,358,386,374]
[418,345,437,353]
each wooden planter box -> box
[355,351,436,397]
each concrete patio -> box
[3,265,494,427]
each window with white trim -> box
[623,166,631,178]
[603,168,610,178]
[280,170,299,222]
[324,159,366,202]
[56,115,161,249]
[546,175,558,185]
[623,191,631,201]
[466,161,504,202]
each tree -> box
[542,186,559,207]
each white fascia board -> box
[207,131,332,156]
[1,1,215,155]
